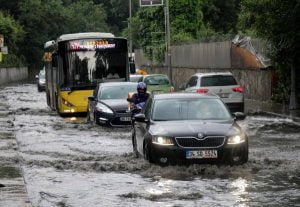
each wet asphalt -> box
[0,83,299,207]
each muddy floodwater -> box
[0,84,299,207]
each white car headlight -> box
[152,136,174,146]
[227,134,246,145]
[96,103,113,114]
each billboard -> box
[140,0,164,7]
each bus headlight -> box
[62,98,74,107]
[227,134,245,145]
[152,136,174,146]
[96,103,113,114]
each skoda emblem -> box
[197,133,204,139]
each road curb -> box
[0,101,32,206]
[247,110,300,123]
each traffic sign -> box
[0,34,4,48]
[140,0,164,7]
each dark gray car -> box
[132,93,248,165]
[87,82,137,126]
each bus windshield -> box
[61,38,127,87]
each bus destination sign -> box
[69,40,116,51]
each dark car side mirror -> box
[233,112,246,120]
[88,96,96,101]
[134,113,148,122]
[35,75,39,79]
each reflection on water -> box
[231,178,250,206]
[146,179,172,198]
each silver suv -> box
[184,72,244,112]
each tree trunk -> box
[289,61,299,109]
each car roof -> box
[98,82,137,87]
[153,92,219,100]
[193,72,233,77]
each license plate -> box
[186,150,218,159]
[218,93,229,98]
[120,116,131,122]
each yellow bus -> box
[44,32,130,115]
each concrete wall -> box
[135,41,231,69]
[0,67,28,85]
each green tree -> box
[0,12,25,66]
[18,0,68,68]
[202,0,241,34]
[93,0,139,35]
[64,0,109,33]
[0,0,20,17]
[239,0,300,109]
[133,0,207,62]
[18,0,109,69]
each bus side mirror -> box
[129,62,136,74]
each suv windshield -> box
[99,85,136,100]
[201,75,237,87]
[152,98,231,121]
[144,75,170,85]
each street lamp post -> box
[129,0,133,58]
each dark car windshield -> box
[201,75,237,86]
[98,85,136,100]
[144,75,170,85]
[152,98,231,121]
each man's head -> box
[137,82,147,94]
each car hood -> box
[149,120,241,137]
[100,99,128,111]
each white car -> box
[184,72,244,112]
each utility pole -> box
[165,0,172,85]
[129,0,133,58]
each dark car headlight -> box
[152,136,174,146]
[96,103,113,114]
[227,134,246,145]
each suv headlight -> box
[227,134,246,145]
[96,103,113,114]
[152,136,174,146]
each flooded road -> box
[0,84,299,207]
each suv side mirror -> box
[233,112,246,120]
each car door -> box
[135,98,152,154]
[185,76,199,92]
